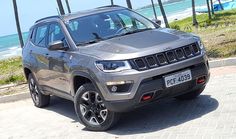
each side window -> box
[48,23,65,45]
[34,25,48,47]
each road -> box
[0,66,236,139]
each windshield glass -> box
[66,9,157,46]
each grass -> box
[170,9,236,58]
[0,57,26,85]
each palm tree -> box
[65,0,71,13]
[111,0,114,5]
[191,0,198,26]
[157,0,169,28]
[206,0,212,19]
[56,0,65,15]
[218,0,224,10]
[126,0,132,9]
[151,0,158,20]
[210,0,214,15]
[12,0,24,48]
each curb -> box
[209,57,236,68]
[0,92,30,104]
[0,57,235,104]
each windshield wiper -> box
[123,28,153,35]
[76,33,103,46]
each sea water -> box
[0,0,208,60]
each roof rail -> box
[35,16,61,23]
[96,5,124,9]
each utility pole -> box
[56,0,65,15]
[12,0,24,48]
[157,0,169,28]
[65,0,71,13]
[126,0,132,9]
[151,0,158,20]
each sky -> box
[0,0,152,37]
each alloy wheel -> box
[79,91,108,126]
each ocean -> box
[0,0,208,60]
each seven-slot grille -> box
[130,43,200,71]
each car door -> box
[30,23,51,90]
[46,22,71,96]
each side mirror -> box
[152,19,162,26]
[48,41,68,51]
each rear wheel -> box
[175,87,205,100]
[28,73,50,108]
[74,83,119,131]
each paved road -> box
[0,66,236,139]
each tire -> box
[74,83,119,131]
[28,73,50,108]
[175,87,205,100]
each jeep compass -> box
[22,6,210,131]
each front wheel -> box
[28,73,50,108]
[74,83,119,131]
[175,87,205,100]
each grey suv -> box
[22,6,210,131]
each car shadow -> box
[45,96,78,122]
[45,95,218,135]
[108,95,218,135]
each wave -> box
[0,46,22,60]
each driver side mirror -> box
[48,41,68,51]
[152,19,162,26]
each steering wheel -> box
[115,27,130,34]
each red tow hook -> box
[141,92,154,102]
[197,76,206,84]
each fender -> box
[70,70,102,98]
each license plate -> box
[164,70,192,88]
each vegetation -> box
[170,9,236,58]
[0,57,25,85]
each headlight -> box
[95,61,131,73]
[197,40,205,51]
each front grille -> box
[130,43,201,71]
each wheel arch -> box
[71,71,100,97]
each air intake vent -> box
[156,53,168,65]
[134,59,146,70]
[146,56,158,68]
[131,43,201,71]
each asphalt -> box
[0,66,236,139]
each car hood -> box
[79,28,198,60]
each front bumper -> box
[94,53,209,101]
[104,61,210,112]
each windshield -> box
[66,9,157,46]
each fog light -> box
[111,86,118,92]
